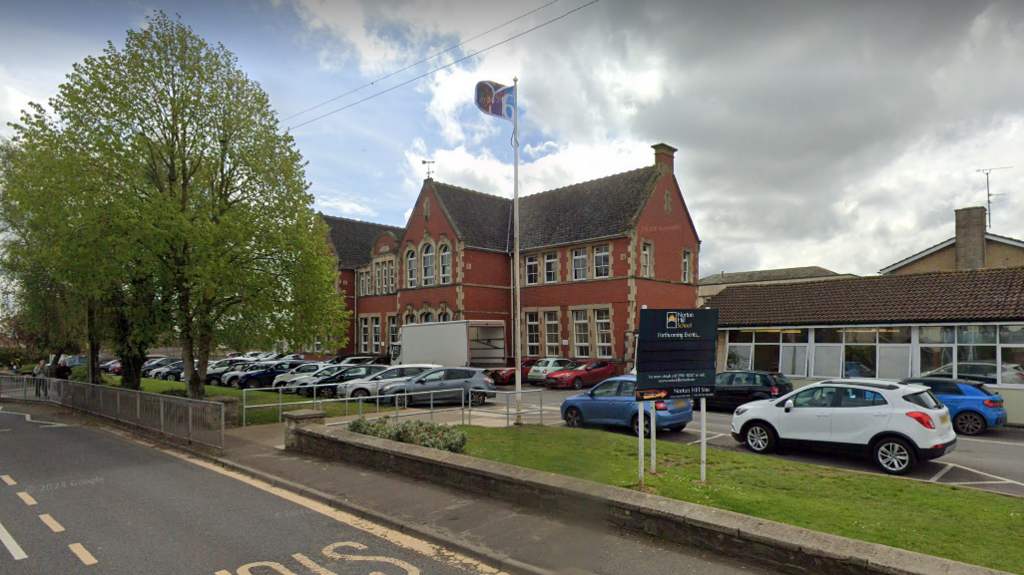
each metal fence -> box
[0,375,225,452]
[241,381,546,428]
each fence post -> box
[136,393,141,423]
[242,389,247,427]
[540,390,544,426]
[160,396,165,434]
[187,400,193,444]
[220,402,226,455]
[430,392,434,422]
[116,392,120,419]
[278,387,283,423]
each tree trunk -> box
[120,353,144,390]
[182,335,203,399]
[87,300,101,384]
[195,330,212,391]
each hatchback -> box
[379,368,497,407]
[544,361,617,389]
[708,371,794,411]
[560,375,693,437]
[731,379,956,475]
[340,364,439,398]
[901,378,1008,435]
[527,358,574,383]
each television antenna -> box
[975,166,1011,228]
[422,160,435,179]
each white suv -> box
[730,379,956,475]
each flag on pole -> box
[474,81,516,122]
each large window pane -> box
[753,344,780,372]
[780,346,807,377]
[877,346,910,380]
[755,330,780,343]
[729,330,753,343]
[920,347,954,376]
[816,328,842,343]
[920,326,955,344]
[958,325,996,344]
[813,346,842,377]
[845,328,876,344]
[957,346,997,363]
[1000,348,1024,384]
[781,329,808,343]
[844,345,876,377]
[1000,325,1024,344]
[878,327,911,344]
[727,345,752,370]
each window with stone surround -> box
[422,244,435,287]
[544,253,558,283]
[372,317,380,353]
[526,312,540,357]
[594,245,610,278]
[545,312,560,357]
[641,243,651,278]
[682,250,692,284]
[360,318,369,353]
[573,309,590,357]
[572,249,587,280]
[440,245,451,285]
[526,256,539,285]
[407,250,417,288]
[595,309,612,358]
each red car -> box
[543,361,617,389]
[490,358,539,385]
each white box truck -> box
[389,320,506,368]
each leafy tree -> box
[4,13,349,398]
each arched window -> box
[438,312,451,322]
[420,312,435,323]
[406,250,417,288]
[439,245,451,285]
[422,244,435,286]
[404,313,416,325]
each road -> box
[531,387,1024,497]
[0,403,782,575]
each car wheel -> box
[631,414,652,438]
[209,377,221,387]
[572,377,583,390]
[352,388,370,398]
[954,411,987,436]
[228,377,239,389]
[395,395,410,408]
[469,390,486,406]
[873,437,917,475]
[669,425,686,432]
[743,422,777,454]
[564,407,584,428]
[169,373,179,382]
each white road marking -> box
[1,475,15,486]
[940,463,1024,488]
[69,543,98,565]
[0,406,69,428]
[17,492,37,506]
[928,464,954,483]
[164,449,507,575]
[688,433,726,445]
[958,437,1024,447]
[39,514,65,533]
[0,519,27,560]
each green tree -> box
[4,12,349,397]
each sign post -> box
[635,309,718,484]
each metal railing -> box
[240,381,545,428]
[0,375,225,452]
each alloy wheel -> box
[954,411,986,435]
[876,440,911,473]
[565,407,583,427]
[572,378,583,390]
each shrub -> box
[71,366,88,382]
[347,416,467,454]
[160,388,188,397]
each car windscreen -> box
[903,389,942,409]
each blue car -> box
[902,378,1007,435]
[560,375,693,437]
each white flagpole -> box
[513,77,523,425]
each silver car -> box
[273,362,332,388]
[339,364,439,398]
[379,368,497,407]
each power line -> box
[287,0,601,131]
[282,0,564,122]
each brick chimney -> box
[652,143,676,173]
[954,206,986,270]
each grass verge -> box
[460,425,1024,574]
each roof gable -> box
[321,214,405,269]
[429,181,512,252]
[880,233,1024,274]
[705,267,1024,327]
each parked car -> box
[843,362,876,378]
[731,379,957,475]
[304,364,389,397]
[901,377,1008,435]
[379,367,497,407]
[206,358,253,386]
[560,375,692,437]
[707,371,794,411]
[326,355,379,365]
[922,361,1024,385]
[100,359,120,374]
[222,362,276,388]
[489,358,539,385]
[239,360,312,389]
[339,364,439,398]
[161,361,199,381]
[273,362,332,388]
[142,357,181,378]
[543,361,617,389]
[527,358,575,384]
[151,361,184,380]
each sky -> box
[3,0,1024,278]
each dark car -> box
[141,357,181,378]
[707,371,794,411]
[379,367,497,407]
[239,360,313,389]
[298,364,388,397]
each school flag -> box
[474,81,516,122]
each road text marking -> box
[17,492,36,506]
[39,514,65,533]
[1,475,15,486]
[69,543,98,565]
[0,519,27,560]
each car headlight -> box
[734,406,748,416]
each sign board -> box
[635,309,718,401]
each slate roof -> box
[519,166,661,250]
[320,214,404,269]
[430,182,513,252]
[699,266,843,286]
[703,267,1024,327]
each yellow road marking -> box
[39,514,65,533]
[69,543,98,565]
[16,492,36,506]
[215,571,233,575]
[1,475,15,486]
[164,450,506,575]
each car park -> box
[560,375,692,437]
[150,361,183,380]
[489,358,538,385]
[205,358,253,386]
[222,362,275,388]
[731,379,957,475]
[284,365,352,395]
[901,377,1008,435]
[141,357,181,378]
[379,368,497,407]
[339,364,439,398]
[527,358,575,384]
[272,362,331,388]
[543,361,617,389]
[707,371,794,411]
[160,361,197,381]
[238,360,312,389]
[304,364,389,397]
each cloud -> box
[315,196,378,218]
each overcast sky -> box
[3,0,1023,278]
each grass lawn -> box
[459,425,1024,574]
[107,377,389,425]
